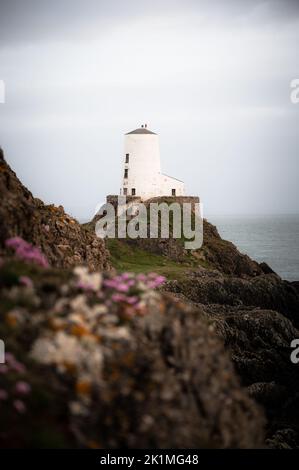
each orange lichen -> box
[48,318,66,331]
[5,313,18,327]
[76,380,92,396]
[70,324,90,337]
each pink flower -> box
[76,280,94,291]
[5,237,24,250]
[5,353,26,374]
[147,275,166,288]
[4,352,15,363]
[111,293,127,303]
[5,237,49,268]
[103,279,118,289]
[19,276,33,288]
[0,365,8,374]
[0,389,8,400]
[15,381,31,395]
[155,275,166,284]
[12,362,26,374]
[13,399,26,414]
[116,283,129,292]
[120,272,132,280]
[126,296,138,305]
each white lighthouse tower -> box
[120,124,185,200]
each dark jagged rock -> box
[201,219,265,277]
[1,150,298,448]
[0,151,111,271]
[90,195,299,447]
[165,270,299,327]
[0,262,264,448]
[208,306,299,448]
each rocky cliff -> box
[0,148,110,271]
[0,261,264,448]
[90,196,299,447]
[0,149,299,448]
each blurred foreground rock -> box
[0,261,264,448]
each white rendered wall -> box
[159,174,185,196]
[121,133,161,200]
[120,132,185,199]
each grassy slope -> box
[106,238,194,280]
[84,205,211,280]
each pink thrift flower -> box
[5,354,26,374]
[126,296,138,305]
[0,389,8,400]
[13,399,26,414]
[15,381,31,395]
[76,280,94,291]
[120,272,132,280]
[4,352,15,365]
[148,275,166,288]
[0,365,8,374]
[5,237,24,250]
[155,275,166,284]
[5,237,49,268]
[116,283,129,292]
[12,362,26,374]
[111,293,127,303]
[19,276,33,288]
[148,272,158,278]
[103,279,118,289]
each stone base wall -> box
[107,195,199,206]
[106,195,200,217]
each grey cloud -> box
[0,0,299,45]
[0,0,298,219]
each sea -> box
[208,215,299,282]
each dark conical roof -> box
[126,127,156,135]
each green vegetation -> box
[106,238,193,280]
[83,203,208,280]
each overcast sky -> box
[0,0,298,220]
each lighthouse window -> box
[125,154,129,163]
[132,188,136,196]
[124,169,128,179]
[123,188,128,195]
[172,189,176,196]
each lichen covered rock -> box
[0,150,110,271]
[0,257,264,448]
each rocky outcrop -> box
[0,149,111,271]
[165,269,299,327]
[92,194,267,277]
[0,260,264,448]
[163,258,299,448]
[201,219,266,277]
[207,305,299,449]
[1,149,298,448]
